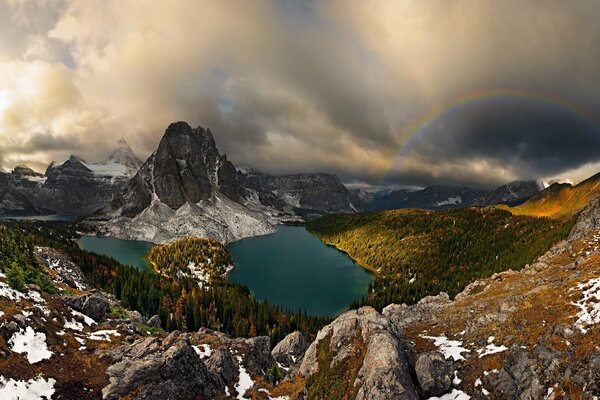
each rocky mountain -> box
[241,170,361,219]
[477,180,542,206]
[367,185,487,211]
[0,171,49,216]
[88,122,276,244]
[0,140,143,216]
[365,181,542,211]
[88,122,364,243]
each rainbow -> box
[380,87,598,183]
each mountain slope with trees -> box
[307,207,573,309]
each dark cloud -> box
[4,1,600,186]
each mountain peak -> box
[69,154,87,164]
[117,137,132,151]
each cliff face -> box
[88,122,363,243]
[90,122,276,244]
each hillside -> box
[307,207,573,309]
[148,237,234,288]
[6,222,329,343]
[504,173,600,218]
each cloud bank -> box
[2,0,600,187]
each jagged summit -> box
[103,138,142,174]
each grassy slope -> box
[503,173,600,218]
[307,207,573,309]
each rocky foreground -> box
[1,201,599,398]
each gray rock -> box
[383,293,451,332]
[65,294,109,322]
[205,346,235,385]
[146,315,161,329]
[12,314,26,328]
[272,331,308,367]
[127,310,144,325]
[232,336,273,376]
[414,352,452,397]
[102,332,219,400]
[5,321,19,332]
[300,306,419,400]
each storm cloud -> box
[2,0,600,188]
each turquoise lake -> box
[76,226,373,316]
[227,225,373,317]
[77,236,154,271]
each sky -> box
[2,0,600,189]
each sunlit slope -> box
[504,172,600,218]
[307,207,573,309]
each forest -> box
[307,207,574,310]
[148,237,233,284]
[0,222,330,344]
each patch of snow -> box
[0,374,56,399]
[422,335,470,361]
[572,277,600,332]
[478,337,508,357]
[478,343,508,358]
[71,309,96,326]
[24,175,47,184]
[475,378,482,386]
[64,319,84,331]
[434,196,462,207]
[235,355,254,400]
[86,162,129,177]
[257,388,289,400]
[75,336,86,350]
[427,389,471,400]
[88,330,121,341]
[0,282,44,303]
[9,327,52,363]
[193,344,213,359]
[453,371,462,385]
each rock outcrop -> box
[65,294,110,322]
[103,332,220,400]
[299,306,419,400]
[272,331,308,368]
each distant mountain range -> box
[364,180,542,212]
[2,120,592,243]
[0,139,142,216]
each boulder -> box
[272,331,308,367]
[146,315,162,329]
[414,352,452,397]
[205,346,235,385]
[102,332,220,400]
[232,336,273,376]
[299,306,419,400]
[127,310,144,324]
[65,294,109,322]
